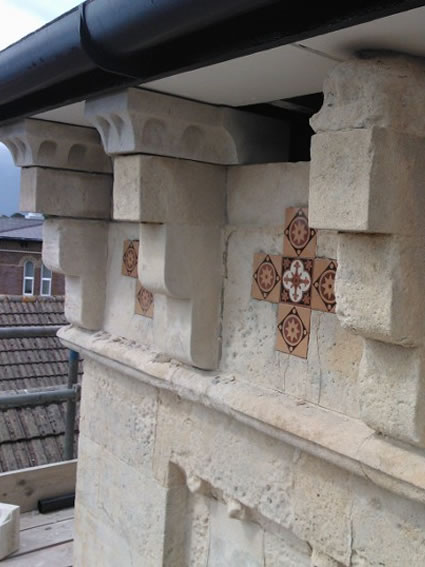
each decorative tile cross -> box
[122,239,154,318]
[251,208,337,359]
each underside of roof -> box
[0,0,424,125]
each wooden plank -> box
[12,518,73,556]
[2,541,73,566]
[20,508,74,531]
[0,460,77,512]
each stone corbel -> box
[309,53,425,447]
[113,154,226,370]
[85,87,289,164]
[0,118,112,219]
[43,218,108,331]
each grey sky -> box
[0,0,81,215]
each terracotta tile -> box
[311,258,337,313]
[283,207,317,258]
[276,304,311,359]
[122,240,139,278]
[135,280,154,318]
[251,253,282,303]
[281,257,313,307]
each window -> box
[40,264,52,296]
[23,261,35,296]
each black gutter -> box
[0,0,424,124]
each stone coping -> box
[59,325,425,506]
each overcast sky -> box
[0,0,81,215]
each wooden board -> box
[0,460,77,512]
[20,508,74,531]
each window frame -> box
[23,260,35,296]
[40,263,52,297]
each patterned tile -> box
[283,208,317,258]
[251,253,282,303]
[135,280,154,318]
[311,258,337,313]
[276,304,311,359]
[122,240,139,278]
[281,257,313,307]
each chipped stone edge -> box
[59,325,425,507]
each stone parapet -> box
[61,326,425,566]
[309,53,425,447]
[85,87,289,164]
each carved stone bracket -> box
[85,87,289,164]
[43,218,108,330]
[309,53,425,446]
[0,118,112,219]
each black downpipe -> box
[0,0,424,124]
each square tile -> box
[311,258,337,313]
[135,280,154,318]
[122,240,139,278]
[281,257,313,307]
[251,253,282,303]
[283,208,317,258]
[276,304,311,359]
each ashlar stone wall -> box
[2,53,425,567]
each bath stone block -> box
[85,87,289,164]
[311,54,425,137]
[226,162,310,226]
[113,154,226,224]
[0,117,111,173]
[293,454,352,566]
[311,549,345,567]
[43,218,108,330]
[336,233,425,346]
[20,167,112,219]
[310,128,425,235]
[359,340,425,447]
[0,503,19,560]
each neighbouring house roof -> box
[0,296,82,472]
[0,218,43,241]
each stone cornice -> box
[59,324,425,507]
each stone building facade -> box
[2,53,425,566]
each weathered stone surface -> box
[227,162,309,226]
[0,503,19,560]
[311,54,425,136]
[153,391,296,530]
[208,499,264,567]
[0,118,111,173]
[310,549,344,567]
[140,223,223,370]
[264,530,311,567]
[85,87,289,163]
[113,154,226,224]
[293,454,353,566]
[79,359,158,471]
[43,218,108,330]
[20,167,111,219]
[220,227,361,416]
[309,128,425,234]
[359,340,425,447]
[351,478,425,567]
[336,234,425,346]
[103,222,154,345]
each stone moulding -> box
[59,325,425,508]
[0,118,112,173]
[85,87,289,164]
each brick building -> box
[0,217,64,297]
